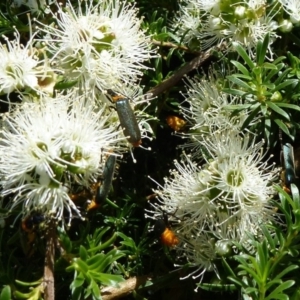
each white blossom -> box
[180,76,250,152]
[147,130,277,278]
[172,0,279,56]
[0,94,125,225]
[0,30,49,96]
[279,0,300,25]
[35,0,155,92]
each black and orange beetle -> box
[281,143,297,193]
[154,212,179,247]
[20,213,45,256]
[87,155,116,210]
[106,89,142,147]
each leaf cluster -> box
[219,184,300,299]
[225,35,300,146]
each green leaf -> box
[15,279,42,287]
[72,275,85,288]
[234,44,255,69]
[0,286,11,300]
[273,119,290,137]
[118,232,136,248]
[266,102,290,120]
[257,242,268,276]
[290,184,300,208]
[264,117,271,143]
[87,253,105,270]
[79,246,88,261]
[273,79,298,91]
[244,287,259,294]
[262,62,278,70]
[276,103,300,113]
[227,76,253,90]
[240,103,260,130]
[90,280,101,299]
[265,280,295,300]
[231,61,250,77]
[73,259,90,274]
[231,73,253,81]
[227,276,245,289]
[223,88,247,96]
[89,272,124,287]
[261,226,275,250]
[274,68,292,85]
[88,232,117,253]
[58,230,72,253]
[266,67,281,82]
[274,265,299,281]
[222,258,238,278]
[257,34,269,65]
[71,286,82,300]
[236,263,261,283]
[265,279,283,291]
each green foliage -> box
[14,279,43,300]
[67,244,125,300]
[224,34,300,146]
[0,286,11,300]
[218,184,300,299]
[2,0,300,299]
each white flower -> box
[36,0,154,92]
[198,0,221,15]
[199,130,277,221]
[179,76,250,152]
[173,0,279,55]
[0,31,46,95]
[279,0,300,24]
[147,131,277,277]
[147,154,217,234]
[0,93,125,225]
[173,2,202,45]
[176,232,218,283]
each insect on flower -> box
[106,89,142,147]
[20,213,45,256]
[87,155,117,211]
[281,143,297,193]
[154,212,179,247]
[166,115,186,132]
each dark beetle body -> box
[106,89,141,147]
[96,155,116,204]
[20,213,45,256]
[21,214,45,233]
[154,218,167,236]
[87,155,116,211]
[282,143,296,187]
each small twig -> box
[43,219,56,300]
[101,275,151,300]
[145,43,226,100]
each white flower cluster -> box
[0,0,154,225]
[147,74,277,280]
[279,0,300,27]
[35,0,154,93]
[0,94,126,225]
[173,0,280,55]
[179,75,251,153]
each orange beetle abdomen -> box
[161,228,179,247]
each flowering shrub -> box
[0,0,300,299]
